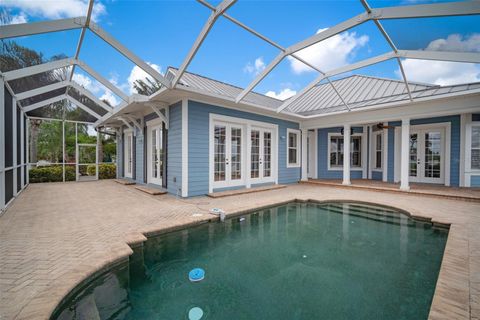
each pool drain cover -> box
[189,268,205,282]
[188,307,204,320]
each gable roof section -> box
[286,76,480,116]
[166,67,282,110]
[166,67,480,117]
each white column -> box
[382,122,389,182]
[343,124,351,185]
[400,118,410,191]
[301,129,308,181]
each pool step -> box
[318,203,402,219]
[318,205,416,227]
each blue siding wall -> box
[317,127,364,180]
[471,175,480,187]
[168,102,183,195]
[371,171,383,180]
[188,100,300,196]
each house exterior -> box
[103,68,480,197]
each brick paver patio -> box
[0,180,479,319]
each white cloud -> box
[243,57,266,76]
[1,0,106,21]
[127,63,161,94]
[100,90,119,107]
[398,34,480,85]
[288,28,369,74]
[265,88,297,101]
[9,12,28,24]
[72,73,101,94]
[72,73,121,107]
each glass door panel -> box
[230,127,242,181]
[147,125,163,185]
[424,131,441,179]
[214,125,226,182]
[263,131,272,178]
[409,133,418,178]
[251,130,260,179]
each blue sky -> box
[1,0,479,105]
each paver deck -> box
[0,180,479,319]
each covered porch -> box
[304,179,480,202]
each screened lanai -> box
[1,0,480,211]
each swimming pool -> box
[54,202,447,320]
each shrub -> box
[29,165,76,183]
[87,163,116,179]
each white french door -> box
[409,127,445,184]
[124,130,133,179]
[212,122,245,189]
[250,127,274,184]
[147,123,163,186]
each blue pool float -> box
[189,268,205,282]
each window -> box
[472,126,480,170]
[373,132,382,169]
[329,135,362,168]
[287,129,300,167]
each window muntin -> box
[472,126,480,170]
[287,129,300,167]
[329,135,362,168]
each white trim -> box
[327,132,364,172]
[287,128,301,168]
[371,129,383,171]
[181,99,188,197]
[362,125,368,179]
[382,124,388,182]
[394,127,401,183]
[368,125,373,179]
[400,119,410,190]
[307,129,317,179]
[459,114,468,187]
[301,129,308,181]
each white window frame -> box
[372,130,383,171]
[327,132,364,171]
[466,122,480,173]
[287,128,301,168]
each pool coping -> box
[16,198,468,320]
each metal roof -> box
[166,67,282,110]
[167,68,480,117]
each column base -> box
[342,180,351,186]
[400,185,410,191]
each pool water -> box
[55,202,448,320]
